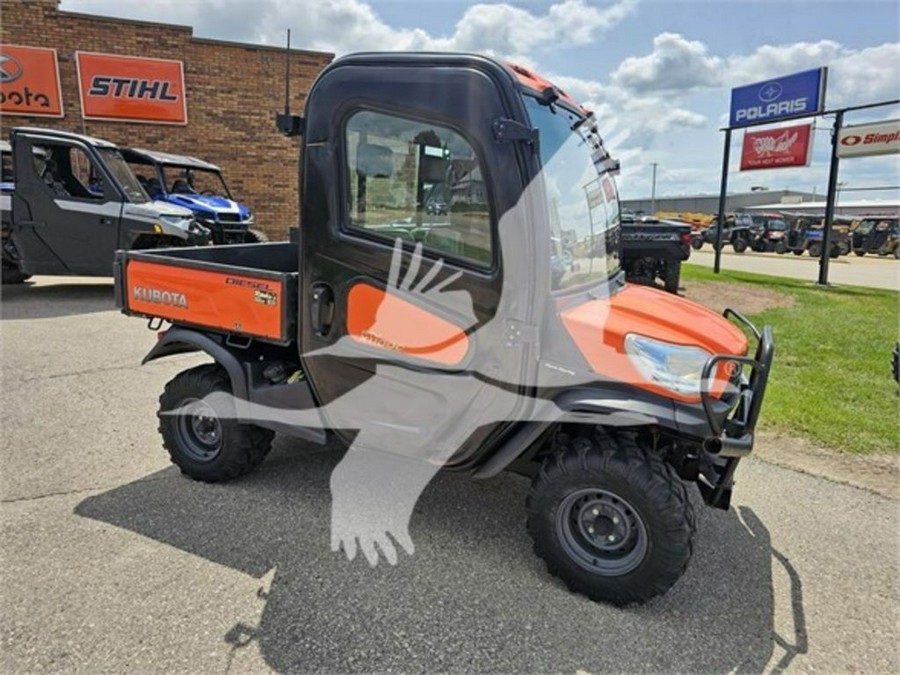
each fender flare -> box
[141,327,249,402]
[472,386,680,479]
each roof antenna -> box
[275,29,304,136]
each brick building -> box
[0,0,333,238]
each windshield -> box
[524,96,621,291]
[97,148,149,203]
[766,218,786,230]
[856,219,877,234]
[162,166,231,197]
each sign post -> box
[819,110,844,286]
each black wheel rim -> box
[556,488,648,576]
[176,397,223,462]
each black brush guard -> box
[697,308,774,509]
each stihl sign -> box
[740,123,813,171]
[0,44,64,117]
[837,119,900,159]
[76,52,187,124]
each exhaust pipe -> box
[703,433,754,458]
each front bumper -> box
[695,309,774,509]
[700,308,774,457]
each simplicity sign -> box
[730,68,827,128]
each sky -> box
[61,0,900,202]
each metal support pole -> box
[713,129,731,274]
[818,110,844,286]
[650,162,658,214]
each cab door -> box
[11,133,123,276]
[298,55,544,461]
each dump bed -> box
[114,243,298,345]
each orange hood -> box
[560,284,748,402]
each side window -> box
[33,142,106,200]
[344,110,493,266]
[127,162,163,197]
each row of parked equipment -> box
[688,211,899,259]
[1,129,264,284]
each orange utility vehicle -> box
[115,53,773,606]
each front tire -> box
[774,241,787,254]
[158,364,274,482]
[807,242,822,258]
[244,228,270,243]
[1,261,30,284]
[527,432,695,606]
[732,238,748,253]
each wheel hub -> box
[557,488,649,576]
[177,397,224,462]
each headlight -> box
[160,214,188,225]
[624,334,711,396]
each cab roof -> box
[11,127,118,149]
[123,147,221,172]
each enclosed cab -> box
[121,148,264,245]
[851,215,900,257]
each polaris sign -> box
[729,68,827,128]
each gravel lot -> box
[1,277,897,673]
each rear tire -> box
[690,237,703,250]
[774,241,787,254]
[1,261,30,284]
[158,364,274,482]
[807,242,822,258]
[732,238,747,253]
[526,432,695,606]
[663,260,681,294]
[854,250,866,257]
[244,228,270,243]
[792,248,804,256]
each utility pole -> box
[650,162,659,214]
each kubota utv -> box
[115,53,774,606]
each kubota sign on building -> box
[0,44,64,117]
[75,51,187,124]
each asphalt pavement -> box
[689,247,899,290]
[1,277,898,673]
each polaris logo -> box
[735,97,809,123]
[133,286,188,308]
[88,76,178,101]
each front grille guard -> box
[700,308,774,440]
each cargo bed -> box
[114,243,298,345]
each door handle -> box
[310,283,335,336]
[100,217,112,225]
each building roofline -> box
[57,10,333,59]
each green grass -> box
[682,264,899,454]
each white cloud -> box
[609,33,900,108]
[611,32,722,94]
[61,0,637,59]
